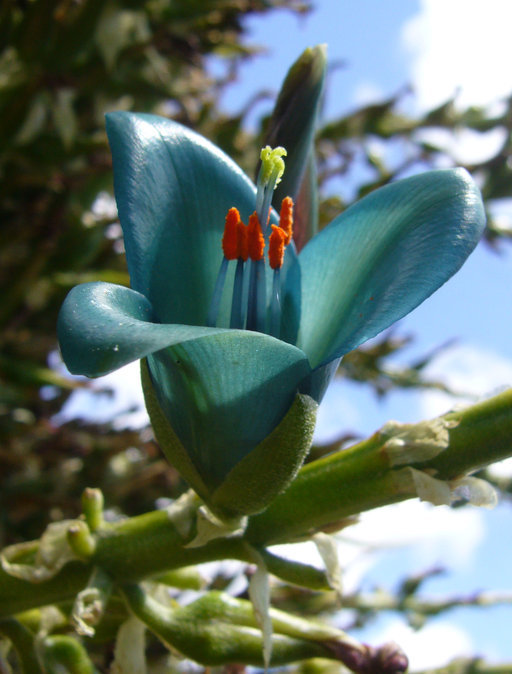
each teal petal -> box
[299,357,341,403]
[293,169,486,368]
[146,332,311,488]
[57,281,229,377]
[264,45,326,213]
[292,151,319,251]
[106,112,257,326]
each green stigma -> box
[260,146,287,188]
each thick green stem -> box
[247,388,512,544]
[120,585,329,667]
[1,389,511,617]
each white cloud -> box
[402,0,512,110]
[414,126,507,165]
[272,498,485,598]
[416,344,512,419]
[339,499,484,574]
[488,456,512,479]
[352,81,385,107]
[373,619,473,671]
[57,360,148,429]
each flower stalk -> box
[119,584,407,671]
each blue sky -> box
[214,1,420,118]
[60,2,512,668]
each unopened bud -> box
[67,521,96,558]
[81,487,104,532]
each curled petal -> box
[57,281,230,377]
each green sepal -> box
[211,393,318,518]
[141,358,211,506]
[142,358,317,519]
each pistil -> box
[255,146,287,233]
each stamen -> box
[210,146,292,336]
[237,219,249,262]
[230,215,249,329]
[279,196,294,245]
[270,268,281,338]
[268,224,287,270]
[207,208,242,327]
[230,258,245,329]
[246,213,266,332]
[247,212,265,261]
[268,225,288,338]
[222,207,241,260]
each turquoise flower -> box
[58,111,485,519]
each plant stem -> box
[1,388,511,617]
[0,618,43,674]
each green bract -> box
[58,60,485,519]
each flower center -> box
[207,146,294,337]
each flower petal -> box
[106,112,257,326]
[292,169,485,368]
[264,45,326,219]
[292,152,319,252]
[57,281,230,377]
[146,332,311,489]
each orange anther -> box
[237,219,249,261]
[222,208,241,260]
[248,212,265,261]
[269,225,287,270]
[279,196,294,245]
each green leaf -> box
[52,88,77,149]
[95,5,150,71]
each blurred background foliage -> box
[1,1,512,671]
